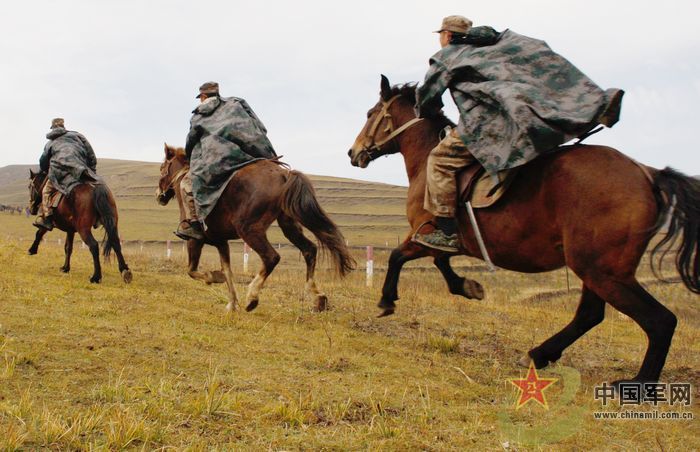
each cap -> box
[196,81,220,99]
[434,15,473,34]
[50,118,65,129]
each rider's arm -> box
[39,144,52,172]
[238,98,268,134]
[184,122,200,160]
[415,58,450,118]
[78,134,97,171]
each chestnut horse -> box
[28,170,132,284]
[156,144,354,312]
[348,76,699,384]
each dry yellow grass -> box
[0,236,698,450]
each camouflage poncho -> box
[416,26,621,174]
[39,127,99,195]
[185,96,277,220]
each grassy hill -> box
[0,159,409,246]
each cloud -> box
[1,0,699,185]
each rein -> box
[163,159,189,193]
[363,94,423,160]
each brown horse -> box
[348,76,699,384]
[28,170,132,284]
[156,144,354,312]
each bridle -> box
[28,172,46,212]
[362,94,424,160]
[160,158,189,198]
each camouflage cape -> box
[416,26,621,174]
[185,96,277,220]
[39,128,99,195]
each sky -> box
[0,0,698,186]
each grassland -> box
[0,160,698,450]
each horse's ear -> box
[29,169,35,178]
[380,74,392,101]
[164,143,174,159]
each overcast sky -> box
[1,0,698,185]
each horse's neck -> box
[398,120,440,185]
[173,169,187,223]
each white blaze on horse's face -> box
[349,101,393,169]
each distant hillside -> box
[0,159,409,245]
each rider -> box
[176,82,277,240]
[34,118,98,230]
[413,15,624,252]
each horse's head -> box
[348,75,424,168]
[28,169,46,215]
[157,143,188,206]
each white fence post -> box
[366,245,374,287]
[166,240,172,259]
[243,242,250,274]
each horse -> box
[28,170,132,284]
[347,75,699,384]
[156,144,355,312]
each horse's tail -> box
[93,184,120,259]
[651,167,700,293]
[280,171,355,276]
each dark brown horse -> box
[28,170,132,284]
[156,144,354,312]
[348,76,699,384]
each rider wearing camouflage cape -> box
[413,15,624,252]
[34,118,99,230]
[176,81,277,240]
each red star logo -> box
[509,362,558,409]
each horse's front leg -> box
[60,231,75,273]
[213,241,239,312]
[433,254,484,300]
[378,240,430,316]
[28,228,47,255]
[185,239,226,284]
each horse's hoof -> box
[313,295,329,312]
[60,266,70,273]
[517,354,533,368]
[377,308,395,318]
[121,269,133,284]
[464,279,485,300]
[28,249,37,255]
[245,299,259,312]
[209,271,226,284]
[90,277,101,284]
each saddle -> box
[457,162,519,209]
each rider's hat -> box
[196,81,220,99]
[50,118,64,129]
[434,15,473,34]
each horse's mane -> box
[390,83,456,129]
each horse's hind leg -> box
[588,278,677,383]
[79,229,102,283]
[521,285,605,369]
[108,233,132,283]
[240,231,280,312]
[60,231,75,273]
[278,214,326,311]
[213,241,239,312]
[28,228,47,255]
[434,254,484,300]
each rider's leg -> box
[416,129,474,251]
[175,171,204,240]
[33,179,56,230]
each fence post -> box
[366,245,374,287]
[243,242,250,274]
[166,240,172,259]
